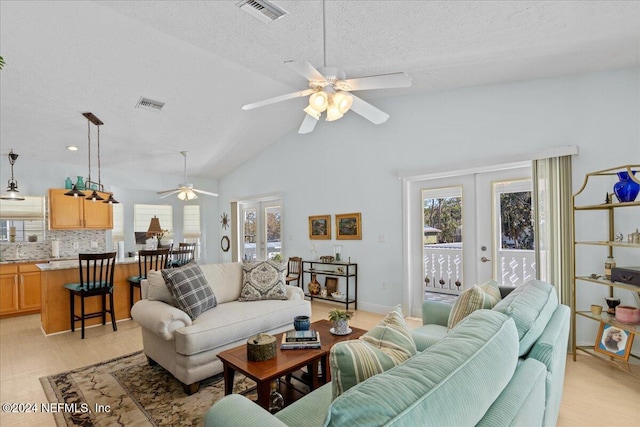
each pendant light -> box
[0,149,26,201]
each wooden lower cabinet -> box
[0,263,42,318]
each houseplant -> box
[328,308,353,335]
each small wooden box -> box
[247,334,276,361]
[611,266,640,287]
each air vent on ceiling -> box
[236,0,288,23]
[135,97,165,111]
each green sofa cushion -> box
[447,280,500,329]
[492,279,558,356]
[324,309,519,427]
[329,305,416,399]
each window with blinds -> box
[134,204,173,239]
[0,196,46,242]
[111,202,124,241]
[183,205,201,238]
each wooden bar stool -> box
[127,248,170,309]
[63,252,117,339]
[169,246,195,268]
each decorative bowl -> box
[615,306,640,324]
[331,292,346,300]
[320,255,335,263]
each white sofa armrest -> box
[285,285,305,300]
[130,299,192,340]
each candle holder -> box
[333,244,343,262]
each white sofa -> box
[130,262,311,394]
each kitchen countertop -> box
[0,256,76,266]
[36,256,138,271]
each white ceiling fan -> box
[241,1,412,134]
[157,151,218,200]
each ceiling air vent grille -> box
[236,0,288,23]
[135,97,165,111]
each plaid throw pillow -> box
[161,263,216,320]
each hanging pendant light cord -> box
[97,125,101,185]
[87,119,92,183]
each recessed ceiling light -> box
[66,145,78,151]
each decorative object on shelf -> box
[613,170,639,203]
[590,304,603,315]
[28,235,37,242]
[220,212,230,230]
[604,297,621,315]
[308,215,331,240]
[293,315,310,331]
[247,333,276,362]
[325,277,338,294]
[604,255,616,279]
[64,177,73,190]
[307,274,321,295]
[615,306,640,324]
[65,113,119,203]
[629,228,640,244]
[320,255,334,263]
[220,236,230,252]
[336,212,362,240]
[9,226,16,242]
[594,323,635,361]
[331,292,346,300]
[333,244,343,261]
[1,149,25,201]
[336,267,345,274]
[328,308,353,335]
[611,266,640,285]
[614,232,624,242]
[604,192,611,204]
[320,288,327,297]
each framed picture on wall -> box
[336,212,362,240]
[309,215,331,240]
[594,322,634,361]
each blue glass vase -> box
[64,177,72,189]
[613,171,639,203]
[75,176,85,190]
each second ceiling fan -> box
[241,1,412,134]
[157,151,218,200]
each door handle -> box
[480,256,491,263]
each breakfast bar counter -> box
[37,257,139,335]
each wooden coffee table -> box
[217,319,366,410]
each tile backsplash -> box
[0,230,107,261]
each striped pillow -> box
[447,281,500,330]
[330,305,416,399]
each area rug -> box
[40,351,256,426]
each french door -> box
[409,166,534,313]
[240,200,282,261]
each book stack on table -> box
[281,329,321,349]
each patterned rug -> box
[39,351,256,426]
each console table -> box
[302,260,357,310]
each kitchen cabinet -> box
[0,262,42,317]
[48,188,113,230]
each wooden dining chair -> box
[169,247,195,268]
[63,252,117,339]
[127,248,170,309]
[285,256,302,287]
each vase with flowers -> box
[328,308,353,335]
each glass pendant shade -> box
[178,190,198,201]
[332,92,353,113]
[0,181,25,201]
[308,91,329,112]
[325,103,344,121]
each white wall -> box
[219,68,640,345]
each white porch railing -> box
[424,245,536,295]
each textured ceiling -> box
[1,1,639,180]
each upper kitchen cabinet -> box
[48,189,113,230]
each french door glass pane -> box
[422,186,463,292]
[243,208,257,261]
[265,206,281,260]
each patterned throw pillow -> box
[161,263,217,320]
[330,305,416,399]
[239,260,288,301]
[447,280,501,330]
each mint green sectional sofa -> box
[205,280,569,427]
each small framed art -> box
[325,277,338,294]
[594,323,635,361]
[309,215,331,240]
[336,212,362,240]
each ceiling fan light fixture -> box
[333,92,353,114]
[325,103,344,122]
[178,189,198,201]
[308,91,328,112]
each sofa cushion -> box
[330,305,416,399]
[162,263,217,320]
[492,279,558,356]
[324,309,520,427]
[447,281,499,329]
[239,261,288,301]
[198,262,243,304]
[146,270,177,306]
[480,279,501,304]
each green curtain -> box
[532,155,573,305]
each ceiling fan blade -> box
[298,114,319,134]
[157,189,180,195]
[242,88,315,110]
[158,190,181,198]
[349,93,390,124]
[285,60,326,83]
[337,72,412,91]
[192,188,219,197]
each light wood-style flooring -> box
[1,301,639,426]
